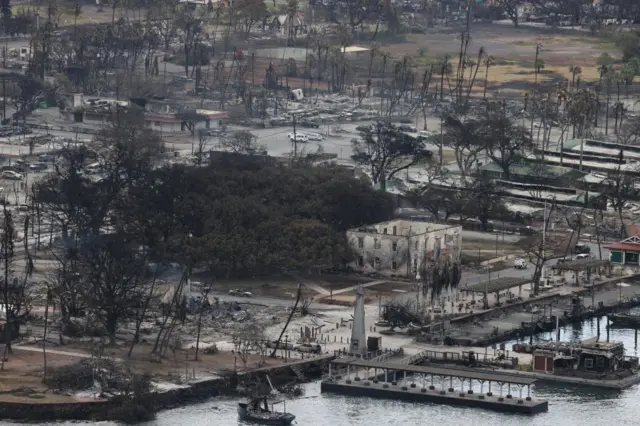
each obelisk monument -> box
[349,285,367,355]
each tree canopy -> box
[37,133,395,278]
[351,121,432,190]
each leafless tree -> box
[0,205,34,359]
[234,323,267,367]
[602,162,640,239]
[220,130,266,155]
[194,280,215,361]
[194,130,211,165]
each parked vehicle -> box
[574,253,591,260]
[300,120,319,128]
[2,170,22,180]
[304,132,323,141]
[287,133,308,143]
[29,163,47,171]
[573,243,591,255]
[513,258,527,269]
[356,125,372,132]
[228,289,252,297]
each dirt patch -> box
[16,342,294,383]
[0,348,87,403]
[380,23,617,94]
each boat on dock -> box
[608,313,640,328]
[237,397,295,425]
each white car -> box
[513,258,527,269]
[287,133,308,143]
[304,132,323,141]
[2,171,22,180]
[228,289,252,297]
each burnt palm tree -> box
[73,4,82,29]
[464,46,485,105]
[597,64,612,132]
[483,55,494,101]
[613,102,627,136]
[437,55,452,103]
[569,65,582,91]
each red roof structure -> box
[608,236,640,252]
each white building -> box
[346,220,462,278]
[145,109,228,134]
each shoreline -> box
[0,354,334,422]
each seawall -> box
[0,355,334,421]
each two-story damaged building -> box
[346,220,462,278]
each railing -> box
[400,350,432,365]
[399,349,496,364]
[370,349,403,363]
[332,348,403,362]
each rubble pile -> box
[164,298,287,347]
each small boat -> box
[237,397,296,425]
[608,313,640,328]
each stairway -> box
[290,364,306,381]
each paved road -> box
[208,292,344,312]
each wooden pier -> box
[321,358,548,415]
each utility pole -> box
[292,114,298,157]
[251,52,255,86]
[579,114,586,171]
[2,77,5,121]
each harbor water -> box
[5,313,640,426]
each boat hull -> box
[237,404,296,425]
[609,314,640,328]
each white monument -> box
[349,285,367,356]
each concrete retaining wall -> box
[0,377,233,422]
[0,356,332,421]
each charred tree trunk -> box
[270,283,301,358]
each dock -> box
[321,358,548,415]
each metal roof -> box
[332,359,536,385]
[462,277,532,294]
[551,259,610,271]
[608,242,640,252]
